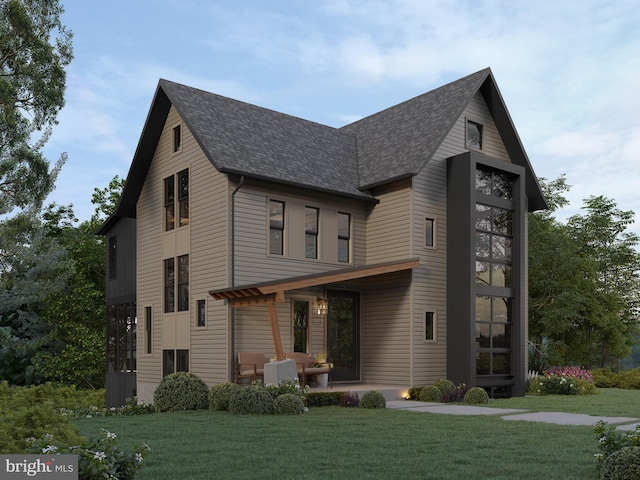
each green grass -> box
[73,406,609,480]
[489,388,640,417]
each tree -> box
[0,0,73,214]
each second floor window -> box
[337,212,351,263]
[164,169,189,231]
[269,200,285,255]
[305,207,319,259]
[164,254,189,313]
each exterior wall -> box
[105,217,136,304]
[136,106,229,402]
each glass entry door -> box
[327,290,359,381]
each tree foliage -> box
[0,0,72,214]
[529,176,640,370]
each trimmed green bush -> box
[273,394,306,415]
[432,379,456,396]
[360,390,386,409]
[463,387,489,405]
[264,378,308,400]
[419,385,442,402]
[153,372,209,412]
[407,386,425,400]
[614,369,640,390]
[209,382,242,411]
[306,391,344,407]
[229,385,274,415]
[600,446,640,479]
[593,368,618,388]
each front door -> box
[327,290,359,381]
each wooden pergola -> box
[209,257,420,360]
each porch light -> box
[315,297,328,316]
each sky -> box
[43,0,640,237]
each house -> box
[98,67,546,407]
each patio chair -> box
[284,352,332,387]
[236,352,266,383]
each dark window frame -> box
[164,175,175,231]
[269,200,285,255]
[337,212,351,263]
[304,206,319,259]
[466,119,483,151]
[177,169,189,227]
[424,311,436,341]
[164,258,175,313]
[177,254,189,312]
[197,299,206,327]
[173,124,182,153]
[424,218,435,248]
[145,306,152,354]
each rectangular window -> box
[197,299,206,327]
[177,254,189,312]
[424,311,435,341]
[269,200,285,255]
[293,301,309,353]
[466,119,483,150]
[305,207,319,259]
[162,350,175,377]
[164,258,175,313]
[337,212,351,263]
[177,349,189,372]
[145,306,152,354]
[164,175,175,231]
[178,169,189,227]
[425,218,435,248]
[108,236,117,279]
[173,125,181,153]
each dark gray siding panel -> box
[106,372,137,408]
[105,217,137,303]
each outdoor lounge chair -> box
[236,352,266,383]
[284,352,332,387]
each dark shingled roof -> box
[341,68,490,189]
[98,67,546,235]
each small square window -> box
[466,120,483,150]
[425,311,436,341]
[173,125,182,153]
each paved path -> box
[386,400,640,428]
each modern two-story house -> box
[98,68,546,407]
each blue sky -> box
[45,0,640,237]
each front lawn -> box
[75,406,601,480]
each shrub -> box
[600,446,640,479]
[209,382,242,411]
[27,429,150,480]
[442,384,469,403]
[337,392,360,407]
[593,368,618,388]
[273,394,306,415]
[432,379,456,397]
[419,385,442,402]
[407,386,425,400]
[264,378,308,400]
[306,391,344,407]
[615,368,640,390]
[594,421,640,465]
[229,385,274,415]
[537,375,579,395]
[463,387,489,405]
[153,372,209,412]
[545,366,593,381]
[360,390,386,409]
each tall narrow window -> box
[145,306,152,354]
[305,207,319,259]
[337,212,351,263]
[425,311,435,341]
[164,258,175,313]
[293,301,309,353]
[178,169,189,227]
[425,218,435,248]
[197,300,206,327]
[176,349,189,372]
[177,255,189,312]
[466,119,483,150]
[173,125,181,153]
[108,236,117,279]
[164,175,175,231]
[269,200,285,255]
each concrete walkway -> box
[386,400,640,428]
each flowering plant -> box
[544,366,593,382]
[27,429,150,480]
[594,421,640,466]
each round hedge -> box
[229,385,274,415]
[463,387,489,405]
[432,379,456,396]
[360,390,386,409]
[154,372,209,412]
[273,394,306,415]
[209,382,242,411]
[419,385,442,402]
[600,446,640,480]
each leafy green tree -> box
[0,0,73,215]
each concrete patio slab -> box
[387,400,524,416]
